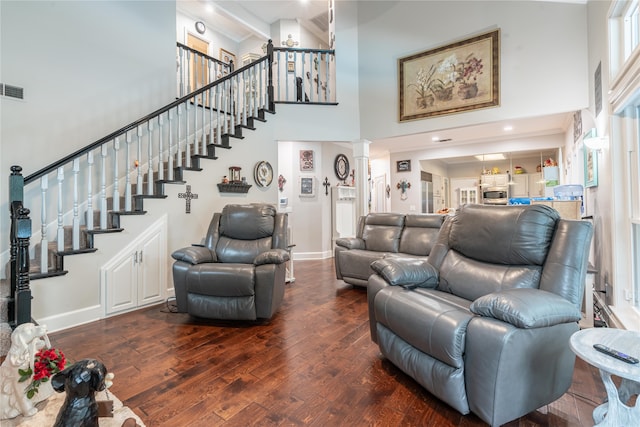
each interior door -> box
[187,33,210,105]
[373,174,387,212]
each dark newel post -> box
[9,165,31,326]
[267,39,275,112]
[9,165,24,325]
[229,59,234,73]
[15,207,32,326]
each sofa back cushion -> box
[362,213,405,252]
[399,214,445,256]
[434,204,560,300]
[216,204,276,263]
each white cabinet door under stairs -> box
[101,217,167,315]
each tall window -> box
[624,0,640,59]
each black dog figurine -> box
[52,359,112,427]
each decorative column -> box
[351,139,371,218]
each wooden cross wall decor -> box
[323,177,331,195]
[178,185,198,214]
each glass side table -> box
[569,328,640,427]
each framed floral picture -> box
[299,150,314,171]
[399,29,500,122]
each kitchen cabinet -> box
[528,173,545,197]
[531,200,582,219]
[480,173,509,187]
[459,187,479,206]
[101,218,167,315]
[510,174,528,198]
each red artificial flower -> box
[18,347,67,399]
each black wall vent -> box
[4,84,24,100]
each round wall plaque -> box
[334,154,349,180]
[254,161,273,187]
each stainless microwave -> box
[482,187,508,205]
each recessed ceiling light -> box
[503,125,513,131]
[431,136,440,141]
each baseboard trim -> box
[292,250,332,260]
[34,304,103,333]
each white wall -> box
[356,1,589,141]
[1,0,177,253]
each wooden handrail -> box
[25,52,270,184]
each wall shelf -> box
[217,183,252,193]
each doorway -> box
[187,33,209,104]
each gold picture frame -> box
[219,48,236,65]
[399,29,500,122]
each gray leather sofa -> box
[334,213,445,287]
[367,204,593,426]
[171,203,289,321]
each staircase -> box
[2,40,337,357]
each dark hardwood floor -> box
[50,259,606,426]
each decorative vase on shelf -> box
[458,82,478,99]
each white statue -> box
[0,323,51,419]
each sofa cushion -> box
[374,286,473,368]
[470,288,582,328]
[220,204,276,240]
[362,213,405,252]
[399,214,445,256]
[371,258,438,288]
[186,263,255,297]
[337,249,389,280]
[448,204,559,266]
[438,251,543,302]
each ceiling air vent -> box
[310,12,328,33]
[4,84,24,100]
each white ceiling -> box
[177,0,578,163]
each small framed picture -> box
[287,61,295,73]
[396,160,411,172]
[299,176,315,197]
[300,150,314,171]
[219,48,236,65]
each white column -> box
[351,139,371,218]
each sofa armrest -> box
[335,237,365,249]
[470,288,581,329]
[171,245,215,264]
[370,258,438,289]
[254,249,290,266]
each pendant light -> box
[480,154,489,187]
[508,152,515,185]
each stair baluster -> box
[158,115,165,181]
[136,128,143,195]
[112,138,121,212]
[124,134,132,211]
[167,108,175,181]
[86,152,94,231]
[72,158,80,250]
[56,167,64,253]
[40,176,48,273]
[146,121,154,196]
[100,144,108,229]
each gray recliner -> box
[171,203,289,321]
[367,204,593,426]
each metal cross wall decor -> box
[323,177,331,195]
[178,185,198,214]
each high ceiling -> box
[177,1,578,162]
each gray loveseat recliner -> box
[171,203,289,321]
[334,213,445,287]
[367,204,593,426]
